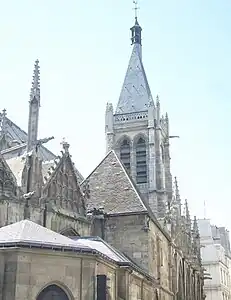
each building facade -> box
[198,219,231,300]
[0,12,205,300]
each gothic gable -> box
[42,153,85,215]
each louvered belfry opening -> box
[120,139,131,173]
[136,137,147,184]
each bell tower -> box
[105,11,173,219]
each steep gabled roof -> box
[115,43,154,114]
[82,150,148,214]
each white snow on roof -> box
[0,220,90,251]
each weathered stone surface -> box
[84,150,148,214]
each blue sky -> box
[0,1,230,229]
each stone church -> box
[0,13,205,300]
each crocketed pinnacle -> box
[30,59,40,105]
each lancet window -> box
[136,137,147,183]
[120,139,131,173]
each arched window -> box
[36,284,70,300]
[136,137,147,184]
[120,139,130,173]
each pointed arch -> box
[135,136,147,184]
[118,136,131,173]
[36,282,73,300]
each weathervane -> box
[133,0,140,19]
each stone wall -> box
[105,214,149,272]
[0,248,156,300]
[0,199,90,237]
[105,214,175,299]
[148,220,171,295]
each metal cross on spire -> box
[133,0,140,19]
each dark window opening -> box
[136,138,147,184]
[120,139,131,173]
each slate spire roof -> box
[115,17,154,114]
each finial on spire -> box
[184,199,190,220]
[130,1,142,46]
[1,109,7,134]
[61,137,70,154]
[174,177,180,199]
[133,1,140,20]
[30,59,40,105]
[193,216,199,237]
[156,95,160,107]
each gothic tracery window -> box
[136,137,147,184]
[120,139,131,173]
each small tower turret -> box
[130,17,142,46]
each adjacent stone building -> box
[0,12,205,300]
[0,219,156,300]
[198,219,231,300]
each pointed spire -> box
[27,60,41,153]
[184,199,191,229]
[174,177,180,201]
[165,112,168,122]
[193,216,199,237]
[61,138,70,155]
[115,3,153,114]
[192,216,201,262]
[173,176,181,216]
[1,109,7,134]
[184,199,190,218]
[30,59,40,105]
[156,95,160,107]
[0,109,8,151]
[106,102,113,113]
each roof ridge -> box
[112,150,147,212]
[81,150,114,184]
[85,150,171,241]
